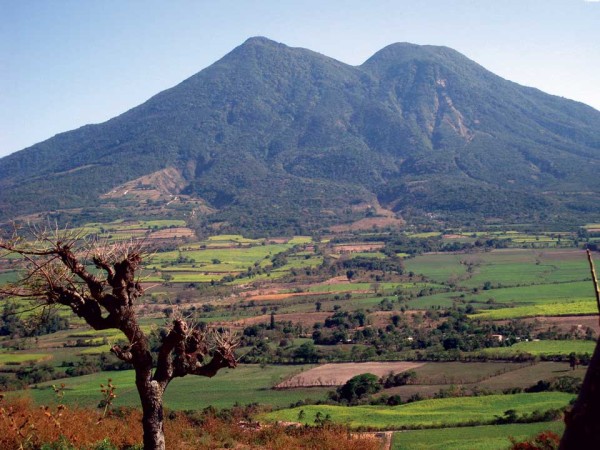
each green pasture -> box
[306,282,437,294]
[464,281,593,306]
[306,282,372,293]
[274,256,324,271]
[0,353,50,366]
[479,340,596,357]
[288,236,312,244]
[409,291,462,308]
[149,243,291,269]
[0,270,21,284]
[349,252,387,259]
[23,364,329,410]
[79,344,113,354]
[404,249,589,288]
[407,232,442,238]
[404,253,468,283]
[470,300,596,319]
[262,392,574,429]
[146,272,231,283]
[206,234,262,244]
[392,421,564,450]
[479,281,593,304]
[141,219,186,229]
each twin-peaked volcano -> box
[1,37,599,231]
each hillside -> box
[1,37,599,232]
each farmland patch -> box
[276,362,424,388]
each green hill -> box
[1,37,599,232]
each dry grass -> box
[0,397,381,450]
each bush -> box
[509,431,560,449]
[333,373,381,403]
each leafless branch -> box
[587,249,600,325]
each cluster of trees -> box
[0,303,69,339]
[235,303,597,366]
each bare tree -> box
[0,226,238,450]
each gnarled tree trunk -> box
[559,250,600,449]
[0,231,238,450]
[137,374,167,450]
[559,338,600,449]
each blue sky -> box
[1,0,599,158]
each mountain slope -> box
[1,37,599,231]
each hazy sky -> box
[1,0,599,158]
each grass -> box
[0,353,50,365]
[0,270,20,284]
[470,300,597,319]
[21,364,330,410]
[149,243,291,271]
[391,421,564,450]
[262,392,574,429]
[399,362,529,385]
[404,249,590,289]
[457,281,593,307]
[377,362,585,400]
[205,234,262,244]
[479,340,596,357]
[288,236,313,244]
[141,219,186,228]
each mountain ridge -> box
[1,37,599,232]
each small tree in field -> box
[0,226,238,450]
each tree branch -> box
[55,244,104,299]
[52,286,117,330]
[154,320,188,383]
[587,249,600,326]
[170,329,238,379]
[111,344,134,363]
[186,349,237,378]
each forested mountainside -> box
[1,37,599,232]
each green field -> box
[0,352,50,366]
[262,392,574,429]
[470,300,597,319]
[20,365,330,410]
[392,421,564,450]
[411,281,594,309]
[479,340,596,357]
[405,249,590,288]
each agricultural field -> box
[15,364,330,410]
[276,362,424,388]
[377,361,586,400]
[1,221,598,447]
[263,392,574,429]
[404,249,591,290]
[478,340,596,357]
[0,352,50,366]
[469,300,597,319]
[391,421,564,450]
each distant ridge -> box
[1,37,599,232]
